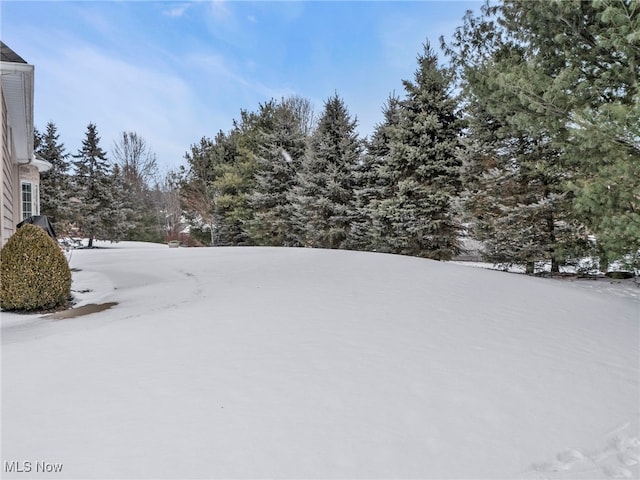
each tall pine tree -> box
[371,43,463,260]
[35,122,72,234]
[212,128,256,246]
[249,98,311,246]
[351,93,402,251]
[458,46,589,273]
[72,123,127,246]
[442,1,624,271]
[289,93,362,249]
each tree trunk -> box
[598,247,609,273]
[545,196,559,273]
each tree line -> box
[175,43,463,261]
[37,0,639,271]
[36,124,182,247]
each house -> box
[1,41,51,246]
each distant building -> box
[1,41,51,245]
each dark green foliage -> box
[351,94,402,251]
[457,70,592,271]
[443,0,639,269]
[72,123,131,246]
[501,0,640,264]
[108,164,136,241]
[568,101,640,264]
[179,136,224,246]
[289,93,363,249]
[212,141,256,245]
[0,224,71,311]
[179,130,256,246]
[123,210,164,243]
[249,98,310,246]
[370,43,463,260]
[35,122,73,234]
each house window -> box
[21,182,36,220]
[35,184,40,217]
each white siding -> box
[1,89,15,245]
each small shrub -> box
[1,224,71,311]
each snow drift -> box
[2,243,638,479]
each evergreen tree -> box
[444,0,639,269]
[461,125,591,272]
[179,130,255,246]
[179,136,221,246]
[451,43,590,273]
[289,93,362,249]
[351,93,402,251]
[249,98,311,246]
[212,130,256,246]
[72,123,127,246]
[108,163,135,241]
[35,122,73,234]
[547,0,640,266]
[372,43,463,260]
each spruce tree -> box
[249,98,310,246]
[289,93,362,249]
[72,123,126,246]
[35,122,73,234]
[107,163,135,242]
[372,43,463,260]
[352,93,402,252]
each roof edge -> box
[0,41,28,64]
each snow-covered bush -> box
[0,224,71,311]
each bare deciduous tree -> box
[112,131,158,195]
[282,95,317,136]
[153,170,184,239]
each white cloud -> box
[183,51,295,106]
[2,0,478,172]
[76,7,114,36]
[28,25,294,169]
[210,0,232,21]
[163,5,189,18]
[184,52,248,87]
[272,1,305,23]
[32,39,208,168]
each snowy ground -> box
[2,242,639,479]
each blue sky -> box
[2,1,481,172]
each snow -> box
[2,242,639,479]
[448,261,640,301]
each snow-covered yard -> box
[2,242,638,479]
